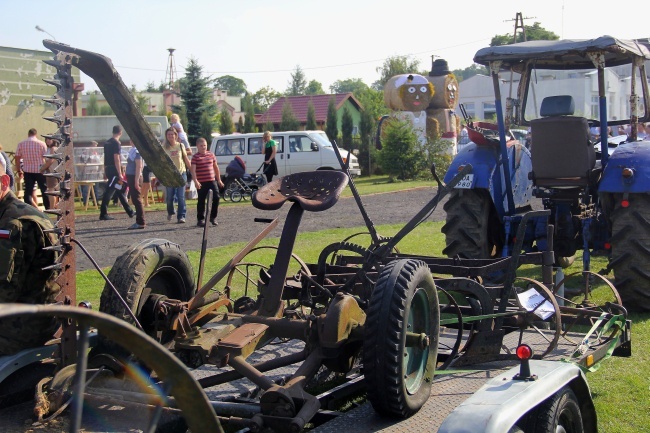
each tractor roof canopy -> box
[474,36,650,72]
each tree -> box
[218,104,234,134]
[263,120,274,132]
[490,22,559,46]
[86,94,99,116]
[341,107,353,147]
[355,87,385,123]
[358,109,375,175]
[330,78,369,94]
[325,97,338,143]
[214,75,247,96]
[280,101,300,131]
[251,86,283,113]
[373,55,420,90]
[305,79,325,95]
[306,101,317,130]
[451,64,490,82]
[286,65,308,96]
[377,119,424,180]
[243,96,256,133]
[237,116,244,132]
[199,111,214,142]
[179,57,217,145]
[99,105,114,115]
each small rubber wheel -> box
[230,190,243,202]
[363,259,439,418]
[518,386,584,433]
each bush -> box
[377,118,424,180]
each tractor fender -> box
[444,143,533,217]
[438,360,596,433]
[599,140,650,193]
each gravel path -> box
[73,187,448,271]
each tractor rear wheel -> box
[442,189,503,259]
[607,193,650,312]
[363,259,439,418]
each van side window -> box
[273,137,284,153]
[249,138,263,155]
[289,136,314,152]
[215,139,244,156]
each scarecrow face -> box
[401,83,433,111]
[444,75,459,108]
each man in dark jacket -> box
[0,164,60,355]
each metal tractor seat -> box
[251,171,349,318]
[252,171,348,212]
[530,95,596,187]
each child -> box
[190,137,224,227]
[170,113,191,153]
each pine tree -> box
[306,101,317,130]
[286,65,308,96]
[325,97,338,143]
[199,111,214,142]
[341,107,353,147]
[179,57,217,145]
[280,101,300,131]
[243,96,256,133]
[218,104,234,134]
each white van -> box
[210,131,361,178]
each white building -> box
[456,65,638,124]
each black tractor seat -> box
[252,171,348,212]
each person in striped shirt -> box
[190,137,224,227]
[14,128,50,209]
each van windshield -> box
[308,132,333,147]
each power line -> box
[112,38,490,76]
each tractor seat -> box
[252,171,348,212]
[530,95,596,187]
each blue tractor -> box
[442,36,650,311]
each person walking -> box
[190,137,224,227]
[163,127,191,223]
[262,131,278,183]
[99,125,134,221]
[125,141,146,229]
[39,138,59,207]
[14,128,50,209]
[0,164,61,355]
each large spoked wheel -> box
[442,189,503,259]
[363,259,439,418]
[518,386,584,433]
[225,245,311,311]
[512,277,562,358]
[0,305,222,433]
[96,239,195,354]
[603,192,650,312]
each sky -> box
[4,0,649,95]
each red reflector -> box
[604,242,611,250]
[621,200,630,208]
[516,344,533,360]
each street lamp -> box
[35,25,56,40]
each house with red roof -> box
[256,93,363,134]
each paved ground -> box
[73,187,448,271]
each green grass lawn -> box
[73,182,648,432]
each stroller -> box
[223,157,267,202]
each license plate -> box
[455,174,474,189]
